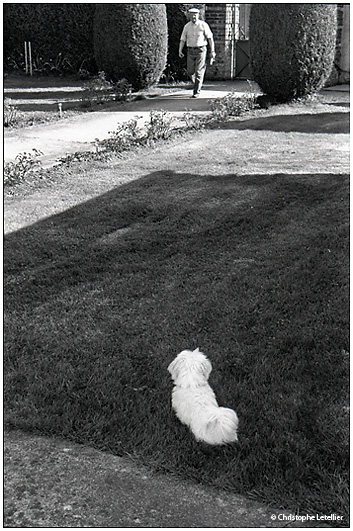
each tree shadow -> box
[214,111,349,134]
[4,169,348,311]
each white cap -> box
[188,8,200,14]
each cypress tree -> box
[250,4,337,102]
[94,4,168,90]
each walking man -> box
[179,7,216,98]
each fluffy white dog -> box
[167,348,239,445]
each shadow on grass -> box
[214,111,349,134]
[4,170,349,311]
[4,169,349,520]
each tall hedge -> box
[3,4,96,74]
[94,4,168,90]
[250,4,337,102]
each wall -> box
[205,3,234,80]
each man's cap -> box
[188,8,200,13]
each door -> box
[235,40,250,78]
[234,4,251,79]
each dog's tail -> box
[199,408,239,445]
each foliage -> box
[3,4,96,75]
[97,110,175,153]
[82,72,132,105]
[250,4,337,102]
[4,149,43,187]
[146,110,175,141]
[98,117,145,153]
[181,111,207,131]
[210,82,257,120]
[4,99,19,127]
[94,4,168,90]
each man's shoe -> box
[192,93,200,98]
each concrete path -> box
[5,430,316,528]
[4,80,257,167]
[4,81,349,169]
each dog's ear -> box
[199,358,212,380]
[193,347,200,354]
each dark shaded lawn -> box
[4,169,349,522]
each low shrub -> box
[146,110,175,141]
[98,110,176,153]
[4,99,19,127]
[4,149,43,187]
[82,72,132,105]
[210,83,257,121]
[181,111,207,131]
[98,117,145,153]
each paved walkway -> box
[4,80,259,168]
[5,429,316,528]
[4,81,349,169]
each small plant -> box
[182,111,207,131]
[98,111,175,153]
[210,90,256,121]
[82,72,132,105]
[98,117,145,152]
[4,98,19,127]
[145,110,174,141]
[112,78,132,101]
[40,53,74,76]
[82,71,113,104]
[4,149,43,187]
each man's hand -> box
[179,51,184,58]
[209,52,216,65]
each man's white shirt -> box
[180,20,213,47]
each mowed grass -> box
[4,77,349,524]
[4,162,349,519]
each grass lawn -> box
[4,100,349,523]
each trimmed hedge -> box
[94,4,168,90]
[3,4,96,74]
[250,4,337,102]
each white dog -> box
[167,348,239,445]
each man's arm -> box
[179,25,187,58]
[207,36,216,64]
[179,38,186,58]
